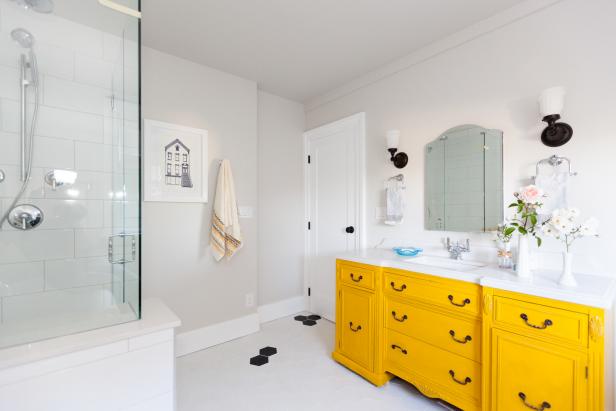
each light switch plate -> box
[238,206,253,219]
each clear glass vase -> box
[497,241,513,269]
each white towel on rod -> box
[384,178,405,225]
[535,170,569,216]
[210,159,242,261]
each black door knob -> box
[345,226,355,234]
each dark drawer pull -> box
[390,282,407,292]
[520,313,553,329]
[448,370,471,385]
[391,311,408,322]
[449,330,472,344]
[391,344,407,354]
[518,392,551,410]
[349,273,363,282]
[349,322,362,332]
[448,295,471,307]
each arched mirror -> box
[425,125,503,232]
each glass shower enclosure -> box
[0,0,140,349]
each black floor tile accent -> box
[250,355,269,366]
[295,313,322,326]
[259,346,277,356]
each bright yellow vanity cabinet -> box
[333,260,390,386]
[333,260,609,411]
[482,288,606,411]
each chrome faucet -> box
[446,238,470,260]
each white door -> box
[305,113,364,322]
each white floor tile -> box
[177,315,448,411]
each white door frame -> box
[302,112,366,313]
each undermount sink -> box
[404,255,486,271]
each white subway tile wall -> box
[0,2,139,341]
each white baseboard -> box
[257,295,308,324]
[175,313,260,357]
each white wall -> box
[305,0,616,275]
[257,91,305,306]
[141,47,259,334]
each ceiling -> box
[139,1,527,102]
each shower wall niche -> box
[0,0,140,348]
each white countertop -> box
[0,298,181,371]
[338,249,616,309]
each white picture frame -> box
[143,119,208,203]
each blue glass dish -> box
[392,247,423,257]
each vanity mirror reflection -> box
[425,125,503,232]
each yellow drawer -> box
[339,262,375,291]
[493,296,588,347]
[337,285,375,371]
[385,329,481,402]
[384,271,481,317]
[385,297,481,362]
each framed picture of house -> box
[143,119,208,203]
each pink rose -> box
[518,185,544,204]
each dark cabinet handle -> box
[349,322,362,332]
[350,273,363,282]
[448,295,471,307]
[518,392,551,410]
[391,311,408,322]
[520,313,553,329]
[391,344,407,354]
[345,226,355,234]
[448,370,471,385]
[390,282,407,292]
[449,330,472,344]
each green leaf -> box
[536,237,542,247]
[518,226,528,235]
[508,203,518,208]
[504,227,516,236]
[530,215,537,226]
[517,205,523,213]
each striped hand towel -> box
[210,159,242,261]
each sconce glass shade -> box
[538,86,566,117]
[386,130,400,149]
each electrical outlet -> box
[245,293,255,308]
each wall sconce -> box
[386,130,408,169]
[538,86,573,147]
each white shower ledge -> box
[0,298,181,371]
[338,249,616,309]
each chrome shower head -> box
[11,28,35,48]
[12,0,54,13]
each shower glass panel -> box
[0,0,141,349]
